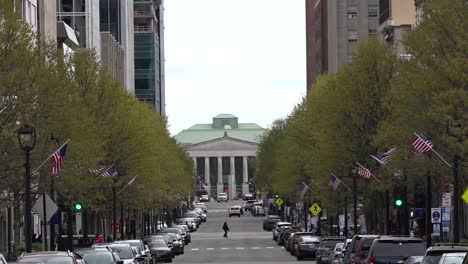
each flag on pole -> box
[127,175,138,187]
[88,165,106,176]
[51,143,68,175]
[299,181,311,200]
[412,133,433,154]
[357,167,372,179]
[371,147,397,165]
[102,164,118,177]
[328,175,341,191]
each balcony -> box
[134,25,153,32]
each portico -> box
[175,114,266,198]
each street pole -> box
[42,193,48,251]
[112,184,117,241]
[453,155,460,243]
[120,201,124,240]
[7,206,12,260]
[426,171,432,248]
[403,173,409,235]
[385,190,390,235]
[353,171,358,235]
[25,148,32,253]
[50,177,56,251]
[344,195,348,238]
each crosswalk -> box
[190,246,278,251]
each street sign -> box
[431,208,441,224]
[410,208,424,220]
[275,198,284,206]
[462,189,468,205]
[432,224,440,236]
[442,192,451,207]
[32,193,58,223]
[309,203,322,216]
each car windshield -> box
[323,240,343,248]
[361,239,376,251]
[19,256,74,264]
[442,254,466,264]
[74,251,114,264]
[373,241,426,257]
[150,241,167,247]
[109,246,134,259]
[116,241,142,251]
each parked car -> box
[263,215,281,231]
[422,244,468,264]
[195,203,208,213]
[74,247,124,264]
[287,232,315,255]
[254,205,265,216]
[329,242,345,264]
[0,254,6,264]
[113,239,149,262]
[177,218,197,231]
[273,222,292,241]
[217,192,229,202]
[229,205,242,217]
[353,236,379,264]
[175,225,191,243]
[438,253,467,264]
[344,235,379,264]
[295,236,322,260]
[364,236,426,264]
[278,226,302,246]
[244,200,257,211]
[243,193,254,200]
[93,243,143,264]
[147,239,173,263]
[316,237,347,264]
[157,230,184,255]
[17,251,81,264]
[404,256,424,264]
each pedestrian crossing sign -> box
[309,203,322,216]
[275,198,283,206]
[462,188,468,205]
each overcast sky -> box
[164,0,306,135]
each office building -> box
[305,0,379,91]
[378,0,415,58]
[133,0,165,114]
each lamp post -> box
[18,124,36,253]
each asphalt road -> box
[174,199,315,264]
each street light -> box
[18,124,36,253]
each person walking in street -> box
[222,222,230,238]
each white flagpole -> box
[370,155,385,165]
[33,139,70,173]
[355,161,381,182]
[301,181,313,191]
[331,173,353,193]
[117,175,138,195]
[413,132,452,167]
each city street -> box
[175,200,314,264]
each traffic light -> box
[74,203,83,211]
[394,199,403,207]
[274,193,279,199]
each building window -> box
[348,31,358,42]
[369,6,378,18]
[348,7,358,19]
[369,29,377,37]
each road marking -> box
[220,247,230,250]
[250,247,261,249]
[206,248,214,250]
[266,246,274,249]
[191,248,199,251]
[235,247,244,250]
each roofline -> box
[186,135,260,148]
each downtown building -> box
[133,0,165,114]
[305,0,380,91]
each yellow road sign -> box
[275,198,284,206]
[309,203,322,216]
[462,189,468,205]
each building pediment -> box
[186,136,258,152]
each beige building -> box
[377,0,416,58]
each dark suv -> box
[421,244,468,264]
[316,236,347,264]
[365,236,426,264]
[263,215,281,231]
[17,251,79,263]
[344,235,379,264]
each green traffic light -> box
[395,199,403,207]
[275,194,279,199]
[74,203,82,211]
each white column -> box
[229,156,236,199]
[217,157,223,194]
[204,157,210,195]
[242,156,249,195]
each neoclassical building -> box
[175,114,266,198]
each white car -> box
[200,194,210,202]
[217,192,228,202]
[229,206,241,217]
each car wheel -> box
[316,258,321,264]
[238,215,241,217]
[297,256,303,261]
[167,258,173,263]
[229,215,231,217]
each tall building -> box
[378,0,415,58]
[305,0,379,91]
[56,0,135,93]
[133,0,165,114]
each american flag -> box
[328,175,341,191]
[51,143,68,175]
[371,147,397,165]
[412,133,433,154]
[88,165,105,176]
[102,164,118,177]
[357,167,372,179]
